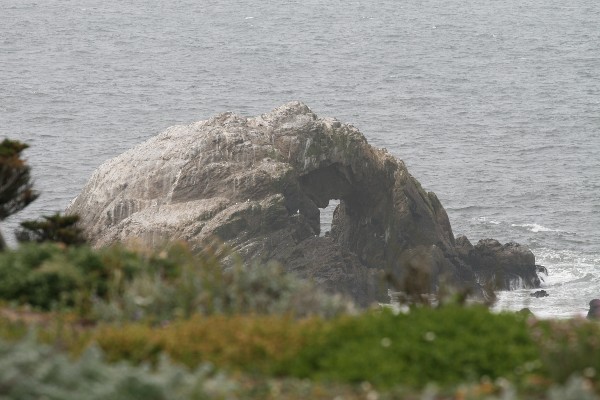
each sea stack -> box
[67,102,543,305]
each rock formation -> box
[455,237,542,290]
[530,290,549,298]
[67,102,542,305]
[587,299,600,320]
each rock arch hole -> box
[319,199,340,236]
[297,163,355,237]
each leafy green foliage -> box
[90,315,322,375]
[1,326,598,400]
[2,242,600,398]
[0,243,143,311]
[16,212,86,245]
[0,242,353,320]
[283,307,541,388]
[73,306,544,391]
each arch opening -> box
[319,199,340,237]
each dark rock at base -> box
[455,236,541,291]
[67,102,544,305]
[587,299,600,320]
[530,290,549,298]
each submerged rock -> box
[530,290,549,298]
[67,102,543,305]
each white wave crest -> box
[477,216,500,225]
[511,223,560,233]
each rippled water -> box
[2,0,599,318]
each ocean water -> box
[1,0,599,318]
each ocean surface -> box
[2,0,599,318]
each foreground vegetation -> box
[0,243,599,399]
[1,138,599,398]
[0,139,600,400]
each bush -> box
[93,259,353,323]
[0,242,353,320]
[3,303,600,397]
[89,241,354,322]
[83,306,544,390]
[0,243,141,311]
[284,306,541,388]
[92,315,322,374]
[0,335,237,400]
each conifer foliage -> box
[0,139,38,220]
[16,213,86,245]
[0,139,39,249]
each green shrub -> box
[0,242,353,320]
[3,304,600,397]
[0,243,83,308]
[283,306,541,388]
[0,243,140,311]
[92,314,323,374]
[89,306,544,390]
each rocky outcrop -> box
[67,102,542,305]
[587,299,600,320]
[530,290,549,298]
[455,236,541,290]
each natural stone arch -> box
[67,102,542,305]
[285,126,459,289]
